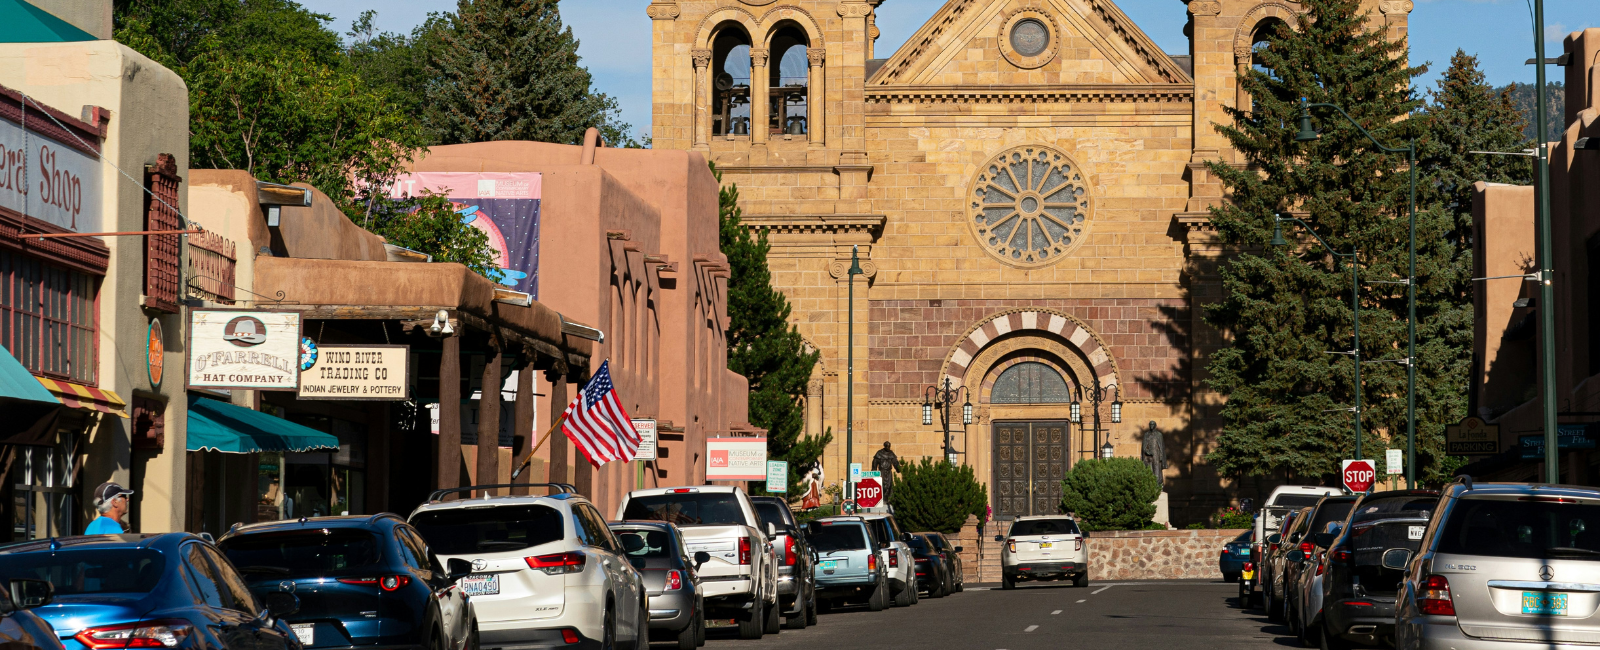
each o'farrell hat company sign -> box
[188,310,302,390]
[298,345,409,400]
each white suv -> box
[858,514,919,607]
[999,516,1089,589]
[409,483,648,650]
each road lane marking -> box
[1025,625,1039,632]
[1092,585,1114,594]
[1076,600,1086,603]
[1052,610,1062,615]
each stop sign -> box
[856,478,883,508]
[1342,459,1376,493]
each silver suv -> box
[1394,480,1600,650]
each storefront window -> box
[12,433,80,539]
[261,415,367,519]
[256,452,286,521]
[0,250,97,384]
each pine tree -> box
[713,164,832,495]
[1203,0,1431,482]
[424,0,627,145]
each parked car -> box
[806,517,890,611]
[219,514,476,650]
[607,521,707,650]
[1264,507,1312,623]
[0,533,301,650]
[1316,490,1439,649]
[907,534,952,597]
[618,485,779,639]
[1220,529,1252,582]
[409,483,647,650]
[0,574,62,650]
[923,532,965,594]
[998,516,1089,589]
[1394,480,1600,650]
[857,514,918,607]
[1288,495,1360,645]
[1251,487,1341,609]
[750,496,818,629]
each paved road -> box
[686,580,1286,650]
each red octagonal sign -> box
[1342,459,1376,493]
[856,477,883,508]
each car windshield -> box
[623,493,746,526]
[1009,519,1080,536]
[410,504,566,555]
[0,549,165,595]
[1437,498,1600,560]
[1350,496,1437,524]
[220,529,382,575]
[753,502,790,529]
[1273,494,1332,508]
[810,523,868,552]
[611,528,675,559]
[906,536,931,552]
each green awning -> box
[187,394,341,454]
[0,346,60,446]
[0,0,97,43]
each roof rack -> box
[426,483,579,503]
[1451,475,1474,491]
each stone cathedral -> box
[645,0,1411,523]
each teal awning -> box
[187,395,341,454]
[0,346,60,446]
[0,0,97,43]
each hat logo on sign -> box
[223,316,268,347]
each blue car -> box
[805,518,889,612]
[0,533,300,650]
[218,515,477,650]
[1219,529,1252,582]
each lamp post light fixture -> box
[922,377,973,465]
[846,245,864,507]
[1101,440,1115,459]
[1271,214,1366,461]
[1294,98,1416,487]
[1071,379,1121,459]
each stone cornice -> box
[866,84,1194,105]
[739,213,886,237]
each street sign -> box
[849,463,862,483]
[1445,416,1500,455]
[856,477,883,508]
[766,461,788,493]
[1519,424,1596,459]
[1342,459,1376,493]
[706,438,767,480]
[1385,449,1403,476]
[860,470,881,479]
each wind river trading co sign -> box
[297,345,409,400]
[187,310,303,390]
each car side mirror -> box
[1286,550,1305,563]
[993,534,1004,542]
[954,546,964,553]
[767,522,778,538]
[263,592,299,618]
[446,558,473,582]
[694,551,711,569]
[621,535,646,554]
[8,579,51,609]
[1267,533,1281,545]
[1380,548,1413,571]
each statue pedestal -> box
[1153,491,1171,527]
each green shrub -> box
[1210,507,1254,529]
[1186,522,1207,529]
[1059,457,1161,531]
[887,458,989,533]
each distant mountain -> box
[1492,82,1565,142]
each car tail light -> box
[1419,575,1455,616]
[1331,548,1352,564]
[75,621,192,649]
[868,553,878,573]
[338,575,411,590]
[667,570,683,591]
[560,628,581,644]
[1075,538,1082,552]
[526,551,587,575]
[1006,538,1016,553]
[739,537,751,565]
[1299,542,1313,555]
[889,550,899,568]
[668,488,697,494]
[784,534,797,567]
[1244,562,1254,572]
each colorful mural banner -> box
[386,173,542,298]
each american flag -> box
[561,361,639,467]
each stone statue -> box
[871,441,900,503]
[1141,421,1167,488]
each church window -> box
[767,26,810,136]
[968,145,1092,268]
[711,28,752,136]
[1009,19,1049,57]
[992,362,1072,404]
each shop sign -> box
[187,310,302,390]
[146,318,164,387]
[633,419,657,461]
[0,116,103,233]
[706,437,766,481]
[1445,416,1501,455]
[1520,425,1597,460]
[297,345,409,400]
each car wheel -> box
[868,578,889,612]
[1073,573,1088,588]
[675,608,697,650]
[805,592,818,626]
[738,598,765,640]
[1265,586,1280,622]
[694,602,706,647]
[603,604,618,650]
[763,597,781,634]
[784,596,808,630]
[468,624,480,650]
[1002,574,1015,590]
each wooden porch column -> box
[438,333,462,500]
[546,365,570,485]
[511,349,537,495]
[477,337,502,496]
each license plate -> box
[1040,542,1053,549]
[820,560,840,570]
[1408,526,1425,540]
[706,618,739,629]
[1243,570,1256,580]
[1523,591,1568,616]
[459,573,500,596]
[291,624,314,645]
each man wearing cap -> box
[85,482,133,535]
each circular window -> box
[1010,19,1049,57]
[967,146,1092,268]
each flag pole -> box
[510,413,566,480]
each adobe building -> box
[1468,28,1600,484]
[646,0,1409,522]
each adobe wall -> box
[1086,528,1244,581]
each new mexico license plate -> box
[1523,592,1569,616]
[291,624,314,645]
[459,573,500,596]
[1039,542,1053,549]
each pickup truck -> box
[619,486,780,640]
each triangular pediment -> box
[871,0,1190,86]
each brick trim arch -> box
[941,308,1120,388]
[1233,2,1300,64]
[694,8,762,49]
[757,6,825,48]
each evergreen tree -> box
[424,0,628,145]
[1203,0,1432,482]
[714,163,832,495]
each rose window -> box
[969,146,1091,267]
[1010,19,1049,57]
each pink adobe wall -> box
[1472,182,1535,422]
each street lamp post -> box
[922,378,973,466]
[846,245,864,510]
[1070,379,1121,459]
[1530,0,1560,484]
[1295,99,1415,487]
[1273,215,1365,461]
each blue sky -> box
[302,0,1596,142]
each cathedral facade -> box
[646,0,1411,522]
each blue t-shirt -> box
[84,517,123,535]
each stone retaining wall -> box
[1087,528,1246,581]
